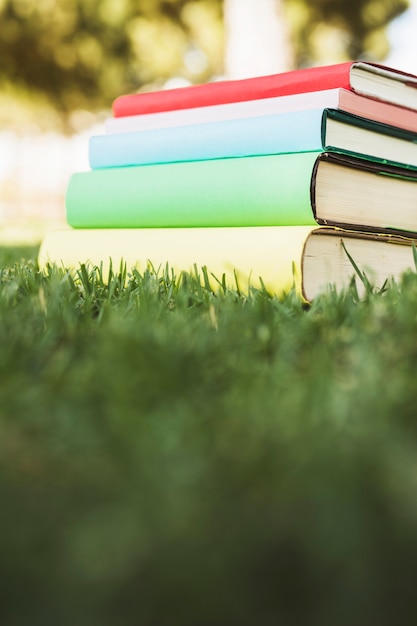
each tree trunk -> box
[223,0,294,79]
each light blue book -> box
[89,108,323,169]
[88,108,417,170]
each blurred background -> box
[0,0,415,244]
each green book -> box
[66,151,417,235]
[66,151,320,229]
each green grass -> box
[2,245,417,625]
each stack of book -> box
[39,61,417,301]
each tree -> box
[289,0,409,65]
[224,0,410,78]
[0,0,224,123]
[0,0,410,128]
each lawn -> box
[1,244,417,625]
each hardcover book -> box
[39,226,315,296]
[302,228,417,300]
[89,108,417,170]
[112,62,417,117]
[38,226,417,302]
[66,151,417,236]
[106,87,417,136]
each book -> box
[38,226,417,302]
[106,87,417,135]
[67,151,320,229]
[312,152,417,235]
[66,151,417,235]
[38,225,315,296]
[302,228,417,300]
[112,61,417,118]
[89,108,417,170]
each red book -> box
[113,61,417,118]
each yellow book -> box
[38,226,417,301]
[38,226,314,296]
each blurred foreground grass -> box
[1,245,417,625]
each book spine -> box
[89,109,324,169]
[105,89,342,134]
[113,63,352,117]
[67,151,321,229]
[39,225,317,296]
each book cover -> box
[112,61,417,118]
[106,87,417,136]
[67,150,417,235]
[67,151,321,229]
[113,63,353,116]
[90,109,325,169]
[89,108,417,170]
[106,88,343,134]
[38,226,417,302]
[38,225,316,296]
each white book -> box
[105,88,343,134]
